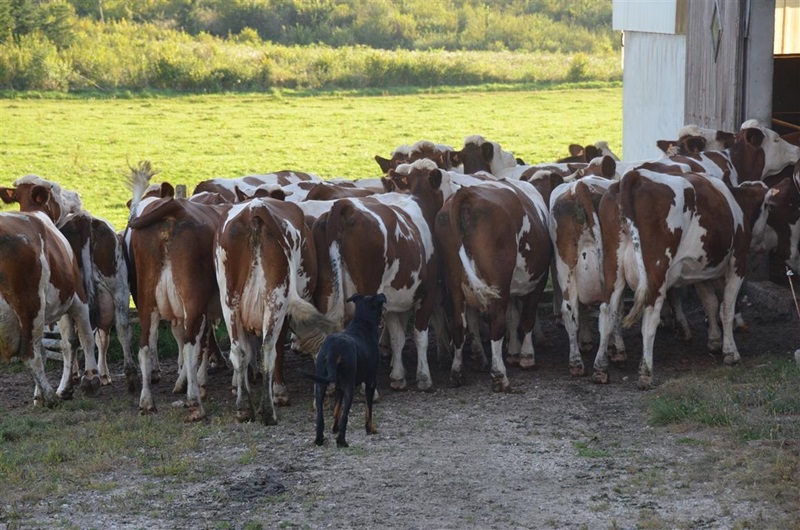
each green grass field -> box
[0,87,622,229]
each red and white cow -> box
[376,140,461,174]
[56,209,135,389]
[215,194,331,425]
[318,161,444,391]
[434,171,552,391]
[126,164,231,421]
[593,168,769,389]
[656,119,800,185]
[548,176,626,376]
[193,171,322,202]
[0,177,100,406]
[765,160,800,272]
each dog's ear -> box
[346,294,363,304]
[375,293,387,306]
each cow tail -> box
[620,171,648,328]
[450,189,500,309]
[324,200,352,325]
[126,160,157,224]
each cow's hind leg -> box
[385,313,408,390]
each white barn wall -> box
[620,31,686,161]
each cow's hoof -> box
[260,413,278,427]
[610,350,627,366]
[172,381,187,395]
[417,376,433,392]
[139,404,157,415]
[185,404,205,423]
[273,384,291,406]
[519,354,535,369]
[592,370,609,384]
[637,375,652,390]
[390,378,407,391]
[506,354,520,366]
[57,386,74,401]
[569,362,585,377]
[236,409,253,423]
[490,373,510,393]
[723,354,740,366]
[450,369,465,387]
[707,340,723,355]
[100,375,112,386]
[80,374,101,395]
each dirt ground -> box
[2,289,799,530]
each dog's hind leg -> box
[332,387,344,434]
[314,382,326,445]
[364,384,378,435]
[336,385,355,448]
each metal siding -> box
[621,32,687,161]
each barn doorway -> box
[773,0,800,134]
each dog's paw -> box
[314,436,325,446]
[336,439,349,448]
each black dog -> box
[302,293,387,447]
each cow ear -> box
[745,127,765,148]
[31,185,50,206]
[159,182,175,198]
[375,155,392,174]
[601,156,616,179]
[568,144,584,157]
[234,186,249,202]
[270,189,287,201]
[656,140,674,154]
[429,169,442,190]
[686,136,706,154]
[584,145,600,161]
[481,142,494,162]
[0,187,16,204]
[381,177,396,193]
[515,157,526,165]
[718,131,736,149]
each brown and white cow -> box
[434,172,552,391]
[319,161,444,391]
[0,178,101,406]
[192,171,322,203]
[592,168,768,389]
[57,210,135,389]
[656,120,800,185]
[548,176,626,376]
[375,140,461,175]
[765,160,800,272]
[215,194,331,425]
[126,165,231,421]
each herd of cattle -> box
[1,118,800,425]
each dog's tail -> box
[300,369,335,385]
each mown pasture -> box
[2,87,800,528]
[0,87,622,229]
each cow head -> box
[375,144,412,175]
[739,119,800,179]
[2,175,82,227]
[457,135,518,176]
[384,159,443,224]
